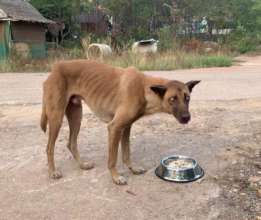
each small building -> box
[77,7,112,36]
[0,0,53,59]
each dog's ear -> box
[150,85,167,98]
[186,80,201,92]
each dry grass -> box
[0,49,233,73]
[0,48,84,73]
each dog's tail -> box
[40,93,48,133]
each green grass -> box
[105,51,233,71]
[179,53,233,69]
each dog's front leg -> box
[108,121,127,185]
[121,126,147,175]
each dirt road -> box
[0,56,260,220]
[1,56,261,105]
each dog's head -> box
[151,80,200,124]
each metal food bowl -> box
[155,155,204,183]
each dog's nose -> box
[181,114,190,123]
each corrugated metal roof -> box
[0,0,53,23]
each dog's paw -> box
[113,175,127,185]
[80,161,95,170]
[49,170,63,179]
[130,166,147,175]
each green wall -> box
[30,43,46,59]
[0,21,47,59]
[0,21,11,60]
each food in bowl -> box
[165,158,194,169]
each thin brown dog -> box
[41,60,200,185]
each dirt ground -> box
[0,56,260,220]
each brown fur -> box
[41,59,200,184]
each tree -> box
[100,0,173,40]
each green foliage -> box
[30,0,72,21]
[101,0,172,40]
[157,26,176,51]
[30,0,92,38]
[60,39,82,49]
[230,0,261,32]
[226,30,261,53]
[29,0,261,53]
[222,0,261,53]
[180,53,232,68]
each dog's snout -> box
[181,113,190,123]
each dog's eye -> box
[185,95,190,102]
[169,96,177,104]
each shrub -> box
[157,26,178,51]
[226,29,261,53]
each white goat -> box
[132,39,158,54]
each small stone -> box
[240,192,246,196]
[210,175,218,181]
[250,183,258,188]
[90,178,98,183]
[253,162,261,169]
[255,150,260,157]
[248,176,261,183]
[232,184,239,188]
[233,188,238,193]
[126,190,136,196]
[197,178,205,184]
[258,189,261,198]
[232,160,237,165]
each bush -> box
[60,39,82,49]
[157,26,178,51]
[226,29,261,53]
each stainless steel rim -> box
[155,166,204,183]
[155,155,204,183]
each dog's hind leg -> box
[121,126,147,175]
[66,98,94,170]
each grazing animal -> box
[132,39,158,54]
